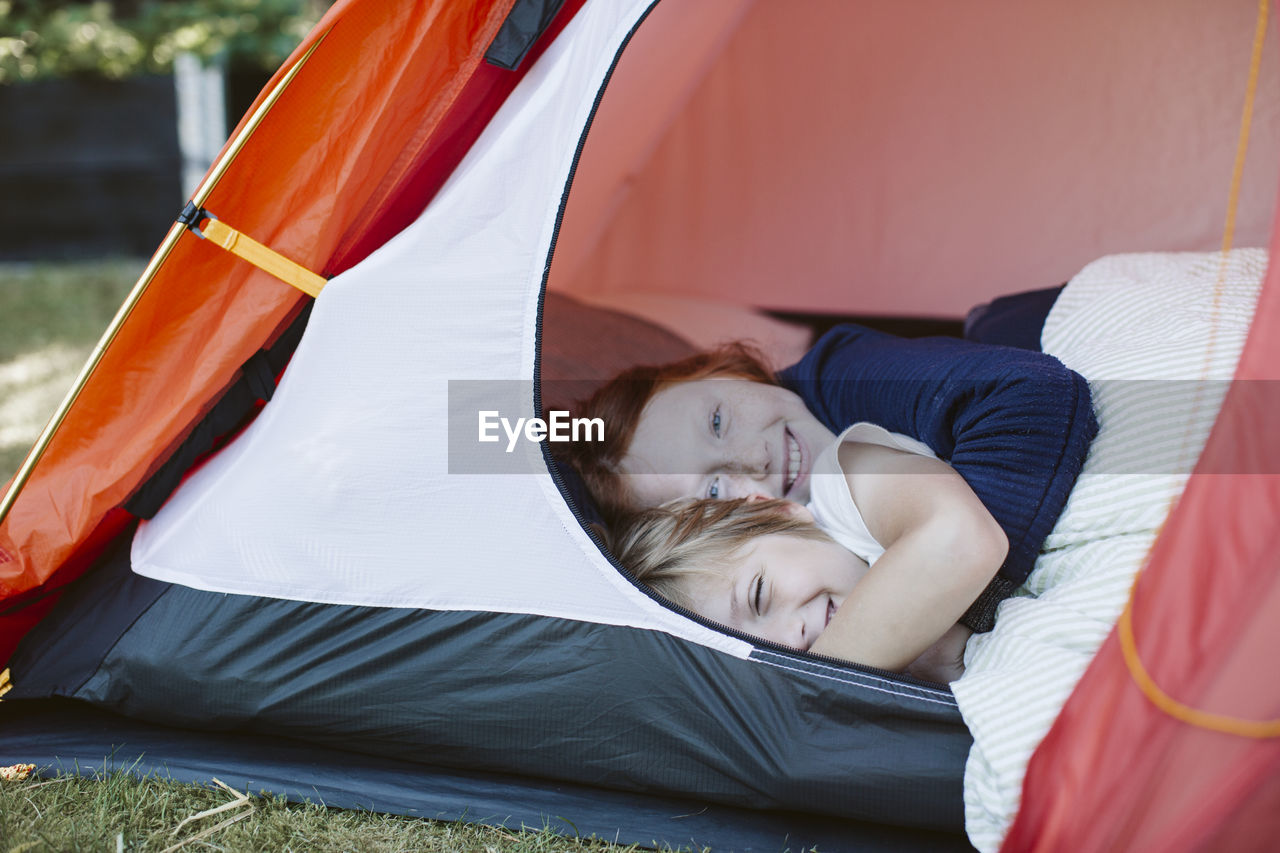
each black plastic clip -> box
[177,202,216,240]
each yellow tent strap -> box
[1118,0,1279,739]
[186,209,327,298]
[0,667,10,700]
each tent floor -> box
[0,698,972,851]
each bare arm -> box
[810,442,1006,673]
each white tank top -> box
[805,423,937,565]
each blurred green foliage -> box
[0,0,332,84]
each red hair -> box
[559,342,778,523]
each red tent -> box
[3,1,1277,848]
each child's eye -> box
[711,406,722,437]
[706,477,722,500]
[753,574,764,615]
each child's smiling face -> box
[618,378,836,508]
[681,527,869,652]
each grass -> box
[0,767,666,852]
[0,261,706,852]
[0,259,143,482]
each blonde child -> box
[608,425,1007,682]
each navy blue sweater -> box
[778,325,1097,632]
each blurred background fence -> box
[1,0,332,477]
[1,0,333,259]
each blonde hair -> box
[607,497,834,611]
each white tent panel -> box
[130,0,750,658]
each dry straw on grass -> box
[0,766,672,852]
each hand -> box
[904,624,972,683]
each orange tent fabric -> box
[0,0,592,660]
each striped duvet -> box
[955,249,1268,851]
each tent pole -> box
[0,33,328,527]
